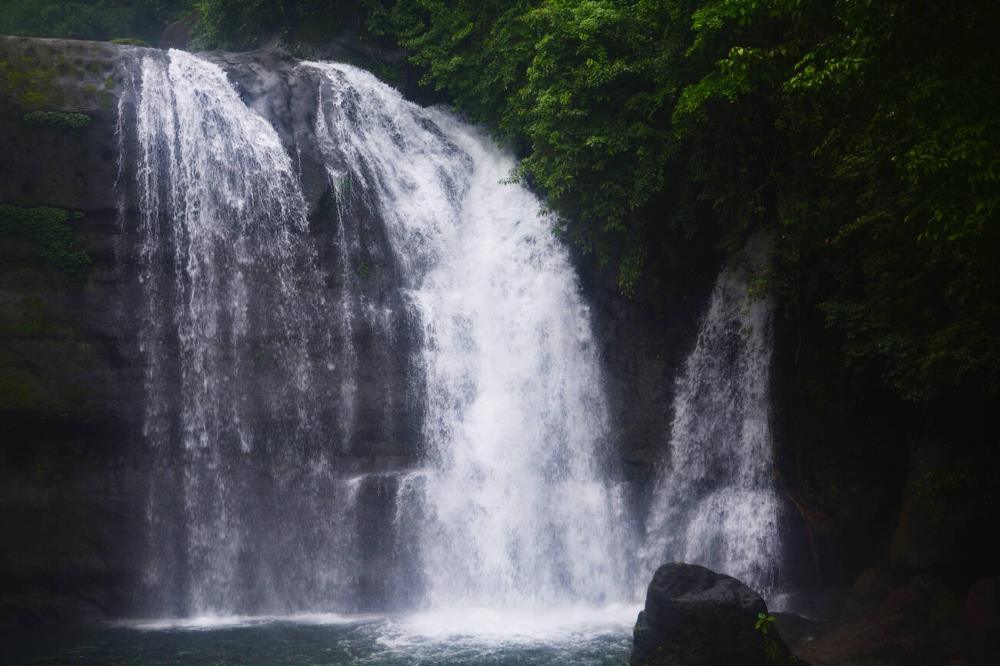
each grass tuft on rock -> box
[22,109,91,129]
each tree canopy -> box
[0,0,190,44]
[373,0,1000,400]
[2,0,997,401]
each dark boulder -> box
[631,562,798,666]
[159,12,198,50]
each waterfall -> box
[641,237,784,597]
[123,48,631,619]
[129,50,363,616]
[308,63,631,608]
[123,46,788,622]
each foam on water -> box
[117,612,382,631]
[383,603,639,643]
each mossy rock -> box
[0,36,119,111]
[0,269,97,418]
[0,55,65,108]
[0,296,52,338]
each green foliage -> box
[2,0,997,401]
[0,205,91,273]
[764,0,1000,399]
[755,612,775,635]
[376,0,1000,401]
[22,110,91,129]
[192,0,380,51]
[0,0,192,44]
[376,0,692,293]
[193,0,283,49]
[754,611,799,664]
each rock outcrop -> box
[0,35,144,628]
[631,563,797,666]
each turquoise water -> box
[5,607,636,665]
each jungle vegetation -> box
[2,0,998,402]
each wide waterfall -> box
[121,44,784,627]
[641,238,784,597]
[122,49,632,619]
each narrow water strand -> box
[131,50,356,616]
[641,237,783,598]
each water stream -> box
[640,237,784,597]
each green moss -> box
[98,90,115,110]
[0,205,90,273]
[22,110,91,129]
[0,297,53,340]
[0,47,117,112]
[0,371,46,412]
[0,55,64,108]
[11,297,50,336]
[110,37,150,47]
[0,290,96,416]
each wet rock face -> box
[631,563,796,666]
[203,48,328,209]
[0,35,144,628]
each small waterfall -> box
[641,238,784,597]
[309,63,632,608]
[127,50,363,616]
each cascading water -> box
[124,48,633,620]
[129,50,365,616]
[640,237,784,597]
[125,42,787,632]
[308,62,633,609]
[23,39,811,666]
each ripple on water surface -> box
[8,605,638,666]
